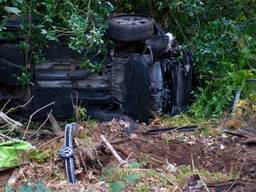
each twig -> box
[39,135,63,148]
[148,156,164,164]
[0,111,23,127]
[207,180,243,187]
[6,96,33,114]
[195,169,210,192]
[159,173,182,192]
[22,102,55,139]
[94,147,104,168]
[1,99,11,112]
[223,159,245,192]
[28,110,53,139]
[100,135,128,165]
[74,138,88,173]
[191,154,196,174]
[0,132,12,140]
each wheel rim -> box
[113,15,152,26]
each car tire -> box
[124,54,151,123]
[109,14,154,41]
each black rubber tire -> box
[124,54,151,123]
[108,14,154,41]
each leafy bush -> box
[0,0,113,66]
[188,15,256,118]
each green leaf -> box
[4,6,21,15]
[41,29,47,35]
[129,162,140,169]
[110,181,125,192]
[35,181,51,192]
[18,184,33,192]
[5,185,14,192]
[126,173,140,183]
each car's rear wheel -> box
[109,14,154,41]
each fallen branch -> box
[100,135,128,165]
[0,111,23,128]
[78,137,129,161]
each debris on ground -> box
[1,115,255,191]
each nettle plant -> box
[0,0,113,70]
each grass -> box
[153,113,224,138]
[153,113,199,128]
[174,165,233,187]
[101,161,234,191]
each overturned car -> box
[0,14,192,123]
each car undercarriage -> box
[0,14,193,123]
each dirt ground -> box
[1,119,256,192]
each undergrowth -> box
[101,161,234,192]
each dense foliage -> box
[0,0,255,118]
[0,0,113,69]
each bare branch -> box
[1,99,11,112]
[0,131,12,141]
[0,112,23,128]
[28,109,53,139]
[22,102,55,140]
[100,135,128,165]
[6,96,34,114]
